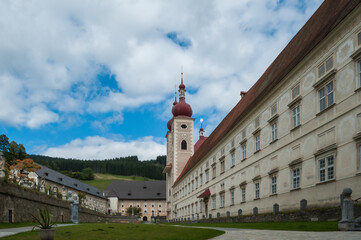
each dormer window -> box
[128,193,132,196]
[74,183,78,187]
[87,188,90,191]
[45,172,49,176]
[143,186,147,189]
[157,192,161,196]
[58,177,62,181]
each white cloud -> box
[41,136,166,161]
[0,0,323,129]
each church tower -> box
[164,72,194,219]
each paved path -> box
[0,224,75,238]
[172,225,361,240]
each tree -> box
[78,192,86,206]
[0,134,9,152]
[81,168,94,180]
[9,158,41,183]
[126,206,142,216]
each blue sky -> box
[0,0,322,160]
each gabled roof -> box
[35,164,106,199]
[104,180,166,200]
[173,0,360,186]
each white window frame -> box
[212,166,217,178]
[255,182,260,199]
[242,144,246,160]
[292,105,300,128]
[271,176,277,195]
[292,167,300,189]
[241,187,246,202]
[318,56,334,78]
[318,155,335,182]
[318,81,334,111]
[255,134,260,151]
[231,152,235,167]
[220,194,225,208]
[357,59,361,88]
[271,122,277,141]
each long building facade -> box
[165,0,361,221]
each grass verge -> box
[2,223,224,240]
[166,221,338,232]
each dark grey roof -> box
[104,181,166,200]
[35,164,106,199]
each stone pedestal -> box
[339,188,355,231]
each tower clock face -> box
[181,124,187,129]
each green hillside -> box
[80,173,154,191]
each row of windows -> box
[177,153,337,215]
[122,203,162,208]
[121,209,162,214]
[175,38,361,201]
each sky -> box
[0,0,323,161]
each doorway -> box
[8,210,13,223]
[143,216,148,221]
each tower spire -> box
[199,118,205,138]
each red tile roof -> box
[173,0,360,186]
[197,188,210,198]
[194,136,208,153]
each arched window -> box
[181,140,187,150]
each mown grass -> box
[81,173,154,191]
[0,222,35,229]
[167,221,338,232]
[2,223,224,240]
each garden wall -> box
[173,204,361,224]
[0,183,107,223]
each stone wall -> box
[172,204,361,223]
[0,183,106,223]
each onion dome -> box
[173,99,192,117]
[167,118,173,131]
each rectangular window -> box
[212,196,216,209]
[255,134,260,151]
[358,32,361,46]
[231,139,235,148]
[292,84,300,99]
[318,56,334,78]
[292,168,300,189]
[241,187,246,202]
[292,106,300,128]
[255,183,260,199]
[242,144,246,160]
[357,59,361,87]
[206,171,209,182]
[221,148,225,156]
[212,166,217,178]
[220,194,225,208]
[200,174,203,185]
[200,201,203,212]
[271,176,277,195]
[231,152,235,167]
[318,81,334,111]
[230,191,234,205]
[272,122,277,141]
[242,129,246,139]
[319,155,334,182]
[220,160,225,173]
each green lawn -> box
[2,223,224,240]
[81,173,154,191]
[168,221,338,232]
[0,222,35,229]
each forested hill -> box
[29,155,166,180]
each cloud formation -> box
[42,136,166,161]
[0,0,322,159]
